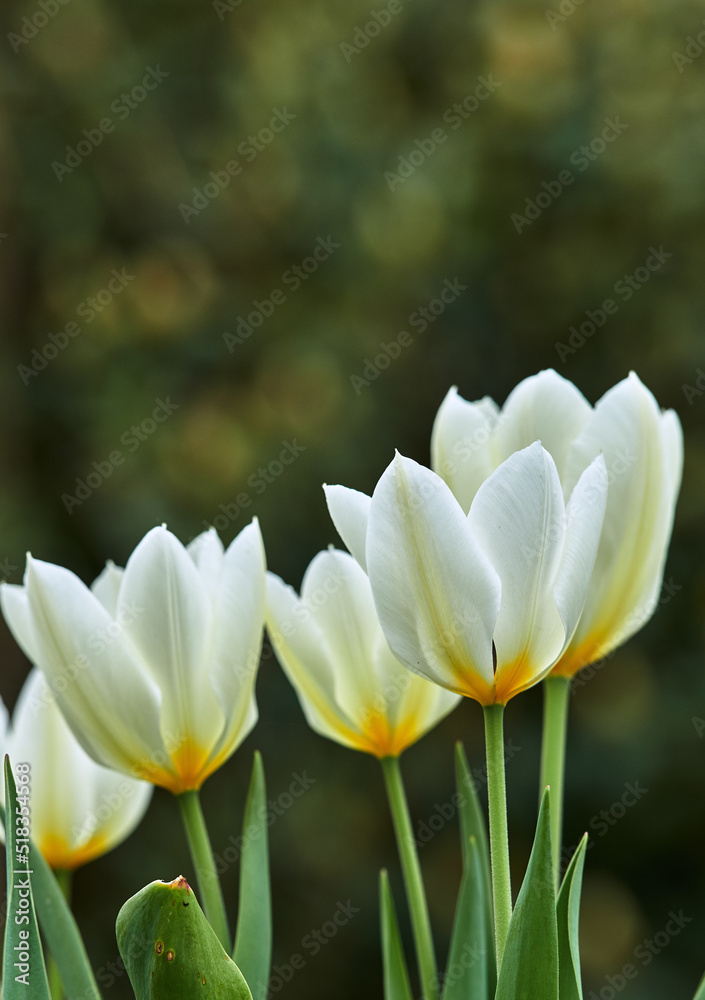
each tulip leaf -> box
[380,869,413,1000]
[692,971,705,1000]
[116,876,253,1000]
[0,793,102,1000]
[2,756,52,1000]
[442,836,490,1000]
[233,751,272,1000]
[454,741,496,994]
[495,788,558,1000]
[556,835,588,1000]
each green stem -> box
[483,704,512,969]
[48,868,72,1000]
[381,756,438,1000]
[539,675,571,888]
[177,789,231,952]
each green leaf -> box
[454,741,496,994]
[442,837,490,1000]
[233,752,272,1000]
[380,870,413,1000]
[556,835,587,1000]
[692,971,705,1000]
[116,876,253,1000]
[2,756,52,1000]
[0,796,102,1000]
[495,788,558,1000]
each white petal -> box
[91,561,124,616]
[22,557,165,779]
[266,572,362,749]
[552,455,608,645]
[205,520,266,771]
[323,484,371,571]
[0,582,43,665]
[469,443,566,699]
[561,373,681,665]
[187,529,225,606]
[367,453,501,702]
[493,369,592,480]
[119,526,224,760]
[431,387,499,513]
[300,549,380,727]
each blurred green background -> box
[1,0,704,996]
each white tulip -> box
[431,370,683,675]
[0,522,266,793]
[325,444,608,705]
[266,548,461,756]
[0,668,152,869]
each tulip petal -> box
[16,557,166,780]
[431,387,499,513]
[205,521,266,774]
[187,528,225,607]
[118,527,224,774]
[552,455,608,647]
[468,444,566,701]
[323,484,371,571]
[0,582,43,665]
[367,453,500,702]
[91,561,124,616]
[493,370,592,480]
[561,373,681,667]
[266,572,363,749]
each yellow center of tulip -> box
[40,832,109,870]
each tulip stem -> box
[48,869,72,1000]
[483,704,512,969]
[539,675,571,888]
[177,789,231,952]
[381,756,439,1000]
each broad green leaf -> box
[380,870,413,1000]
[0,798,102,1000]
[556,835,587,1000]
[117,876,252,1000]
[454,741,496,994]
[495,788,558,1000]
[2,756,51,1000]
[442,837,490,1000]
[692,971,705,1000]
[233,752,272,1000]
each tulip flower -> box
[430,370,682,881]
[0,667,152,871]
[431,369,683,677]
[0,521,267,952]
[266,548,461,758]
[325,442,608,965]
[267,547,461,1000]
